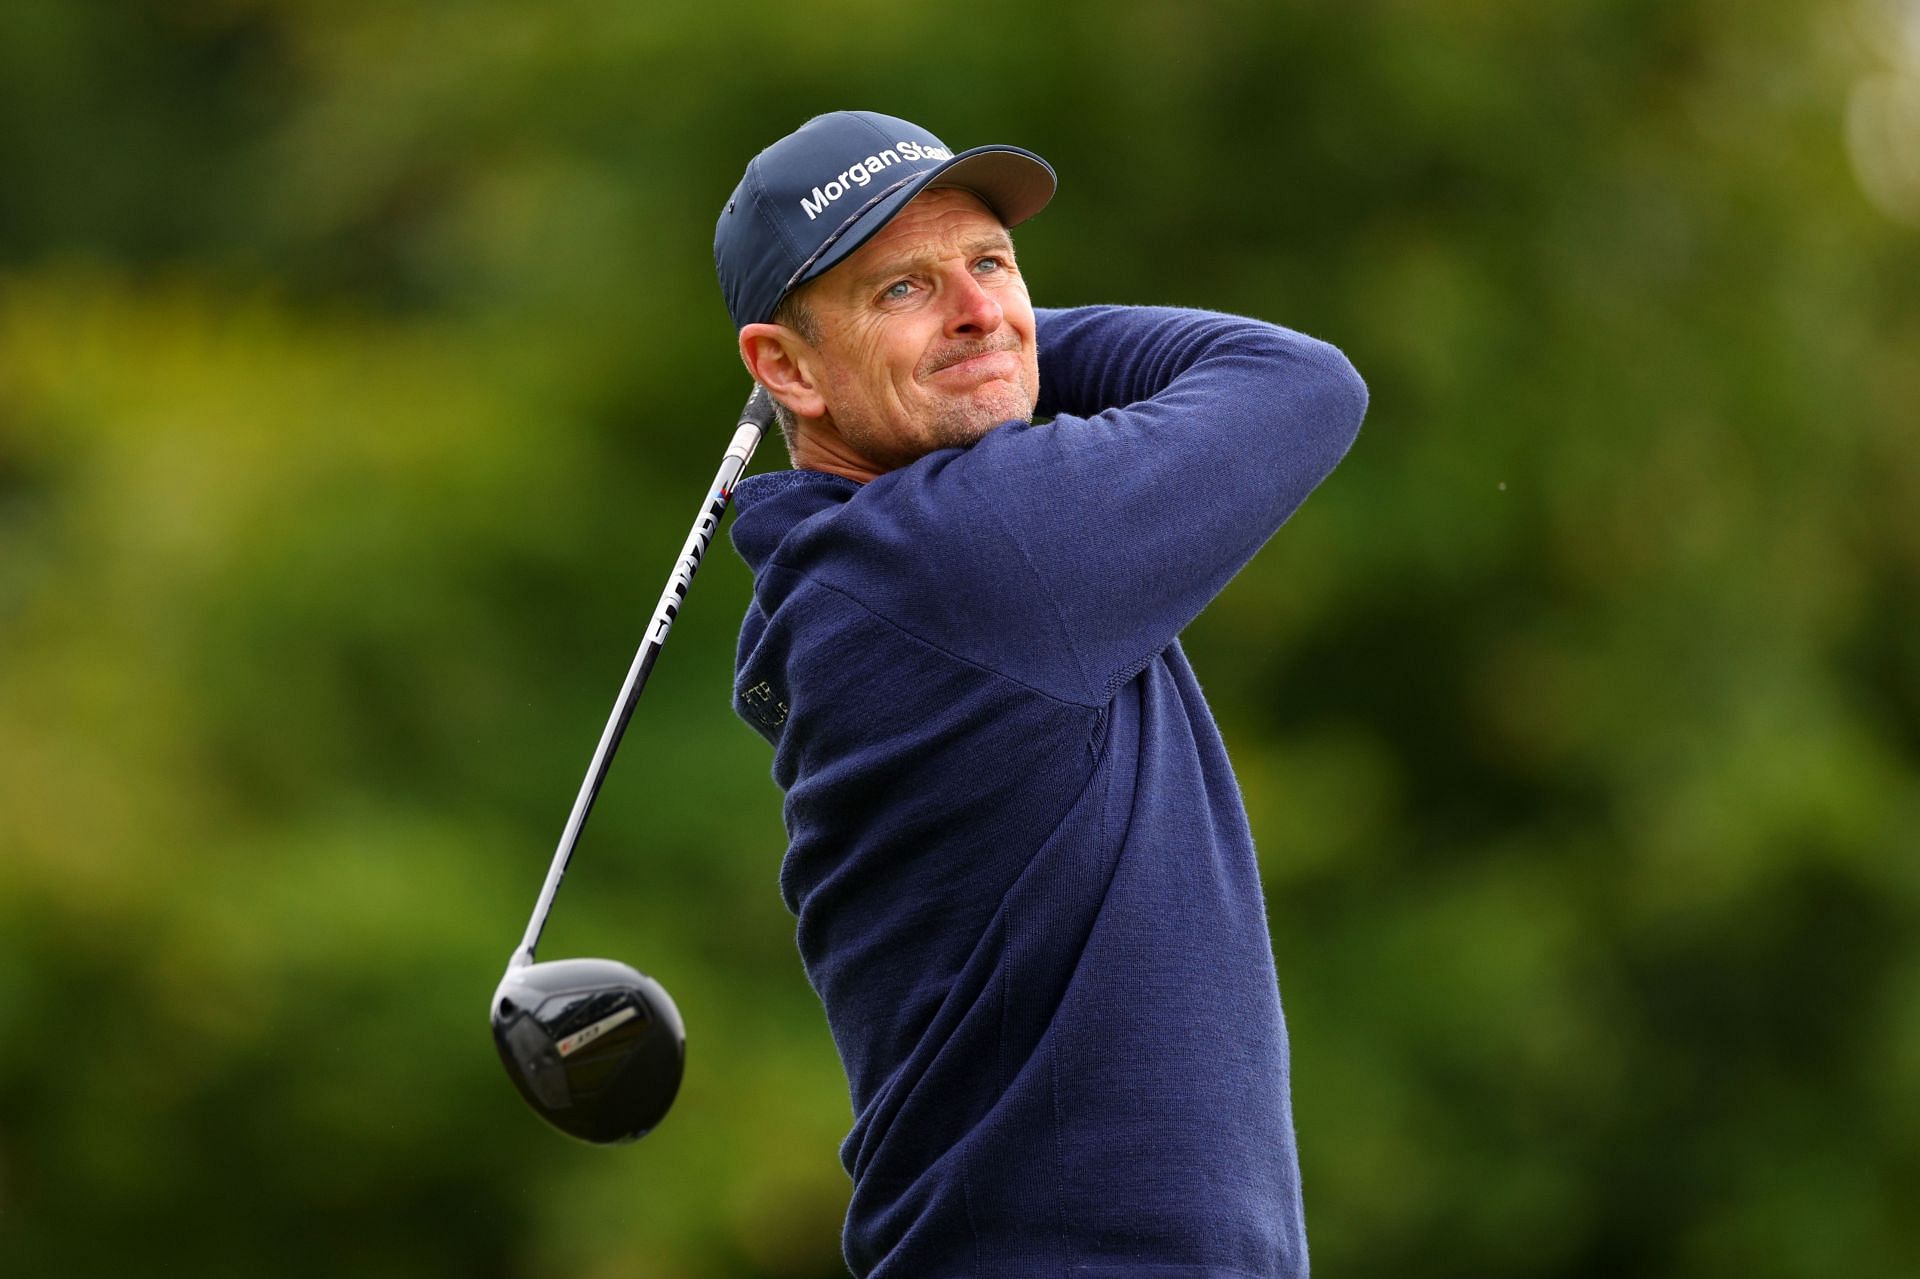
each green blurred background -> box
[3,1,1917,1275]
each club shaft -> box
[510,388,773,967]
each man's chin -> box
[930,384,1035,449]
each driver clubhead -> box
[491,957,685,1144]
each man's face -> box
[790,186,1039,472]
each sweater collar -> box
[728,468,861,569]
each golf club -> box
[491,386,774,1144]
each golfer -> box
[715,111,1367,1278]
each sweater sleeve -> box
[999,304,1366,695]
[824,304,1367,706]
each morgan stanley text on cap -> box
[715,110,1056,331]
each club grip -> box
[739,385,777,431]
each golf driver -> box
[491,386,773,1144]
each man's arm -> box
[835,304,1367,705]
[1032,304,1363,428]
[1012,304,1366,692]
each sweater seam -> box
[887,1261,1280,1276]
[760,558,1105,711]
[959,454,1104,704]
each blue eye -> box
[976,257,1002,273]
[883,280,912,300]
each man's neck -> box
[791,419,883,485]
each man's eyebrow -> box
[853,231,1016,291]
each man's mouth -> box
[925,345,1021,383]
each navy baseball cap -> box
[715,110,1055,330]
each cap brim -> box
[779,143,1056,310]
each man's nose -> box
[943,269,1003,337]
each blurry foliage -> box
[3,1,1917,1276]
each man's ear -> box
[739,323,826,420]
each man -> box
[714,110,1367,1278]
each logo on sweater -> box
[743,680,789,730]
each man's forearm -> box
[1033,305,1365,448]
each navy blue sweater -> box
[727,305,1367,1277]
